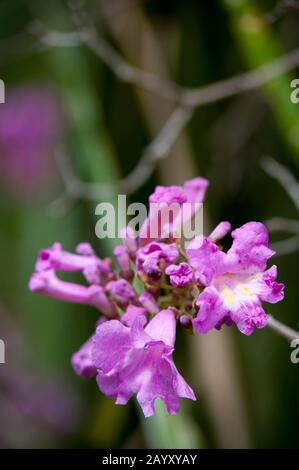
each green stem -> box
[140,400,200,449]
[223,0,299,159]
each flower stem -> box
[267,315,299,341]
[140,400,200,449]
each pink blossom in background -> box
[0,85,63,201]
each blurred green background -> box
[0,0,299,449]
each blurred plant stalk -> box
[223,0,299,161]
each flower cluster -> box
[29,177,284,417]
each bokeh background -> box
[1,0,299,449]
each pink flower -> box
[209,221,231,243]
[121,305,147,327]
[106,279,137,308]
[113,245,133,280]
[149,185,187,205]
[136,242,179,281]
[139,177,209,244]
[166,262,195,287]
[36,242,114,285]
[71,336,97,379]
[120,227,138,257]
[187,222,284,336]
[139,292,159,315]
[92,309,196,417]
[28,176,286,418]
[29,269,117,317]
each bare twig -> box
[39,30,82,47]
[271,235,299,256]
[266,0,299,23]
[39,27,299,108]
[29,4,296,208]
[262,156,299,212]
[40,26,299,205]
[262,157,299,255]
[267,315,299,341]
[49,105,192,211]
[266,217,299,234]
[40,20,183,102]
[284,0,299,9]
[181,48,299,107]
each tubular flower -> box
[136,242,179,282]
[166,262,195,287]
[139,292,159,315]
[92,309,196,417]
[186,222,284,336]
[29,269,117,317]
[106,279,137,308]
[121,305,147,327]
[209,221,232,243]
[113,245,134,280]
[35,242,114,285]
[139,177,209,245]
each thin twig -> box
[32,4,298,207]
[267,315,299,341]
[266,217,299,234]
[40,28,299,204]
[40,19,183,102]
[266,0,299,23]
[262,156,299,212]
[284,0,299,10]
[181,47,299,107]
[50,105,192,209]
[271,235,299,256]
[262,157,299,255]
[39,27,299,108]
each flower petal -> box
[227,222,275,272]
[230,303,268,336]
[71,336,97,379]
[92,320,131,373]
[193,286,229,334]
[186,237,226,285]
[145,309,177,348]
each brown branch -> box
[49,105,192,215]
[40,27,299,108]
[35,4,299,208]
